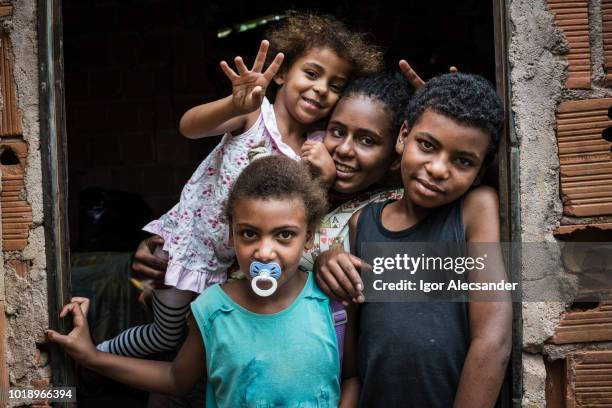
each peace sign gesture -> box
[220,40,285,115]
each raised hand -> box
[46,297,98,365]
[399,60,459,89]
[220,40,284,115]
[301,140,336,185]
[399,60,425,89]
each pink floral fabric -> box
[144,98,301,293]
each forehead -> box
[330,96,393,135]
[292,47,352,78]
[410,109,490,155]
[232,197,307,226]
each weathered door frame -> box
[492,0,522,407]
[38,0,74,391]
[39,0,521,404]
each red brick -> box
[6,259,29,278]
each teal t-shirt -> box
[191,272,340,408]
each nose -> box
[425,155,450,180]
[255,237,276,262]
[313,79,328,96]
[335,136,355,158]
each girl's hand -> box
[314,248,365,305]
[399,60,425,89]
[46,297,99,366]
[132,235,168,282]
[220,40,284,115]
[301,141,336,185]
[399,60,458,89]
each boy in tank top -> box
[315,73,513,407]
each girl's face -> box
[274,47,351,125]
[231,197,311,292]
[396,108,490,209]
[324,95,398,194]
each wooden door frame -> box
[38,0,74,391]
[493,0,522,407]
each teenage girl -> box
[48,156,360,407]
[97,11,382,357]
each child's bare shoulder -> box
[462,186,500,241]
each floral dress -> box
[144,98,301,293]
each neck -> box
[273,99,308,154]
[385,196,433,231]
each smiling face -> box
[231,197,311,294]
[274,47,352,125]
[323,95,398,194]
[396,108,491,209]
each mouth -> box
[302,96,323,110]
[415,178,445,195]
[334,161,358,179]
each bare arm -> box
[179,40,284,139]
[46,298,205,396]
[453,187,512,408]
[339,303,360,408]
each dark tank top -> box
[356,199,470,408]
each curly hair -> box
[225,156,328,231]
[405,73,504,162]
[266,10,383,78]
[343,71,414,137]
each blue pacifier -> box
[249,261,282,297]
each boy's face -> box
[231,197,311,293]
[274,47,351,125]
[324,95,397,193]
[396,108,490,209]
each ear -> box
[273,71,286,86]
[389,153,402,173]
[395,122,410,155]
[304,230,315,250]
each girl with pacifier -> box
[47,155,360,407]
[97,10,382,358]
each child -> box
[47,156,360,407]
[300,72,412,273]
[97,11,382,357]
[315,73,512,407]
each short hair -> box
[266,10,383,78]
[405,73,504,162]
[225,156,328,231]
[343,71,414,137]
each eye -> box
[278,230,296,240]
[418,139,435,152]
[455,157,474,168]
[304,70,318,79]
[328,126,345,138]
[241,229,256,239]
[330,83,344,93]
[359,136,375,146]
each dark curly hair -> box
[225,156,328,231]
[266,10,383,78]
[405,73,504,162]
[343,71,415,137]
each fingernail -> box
[342,301,349,307]
[357,284,363,291]
[358,295,365,303]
